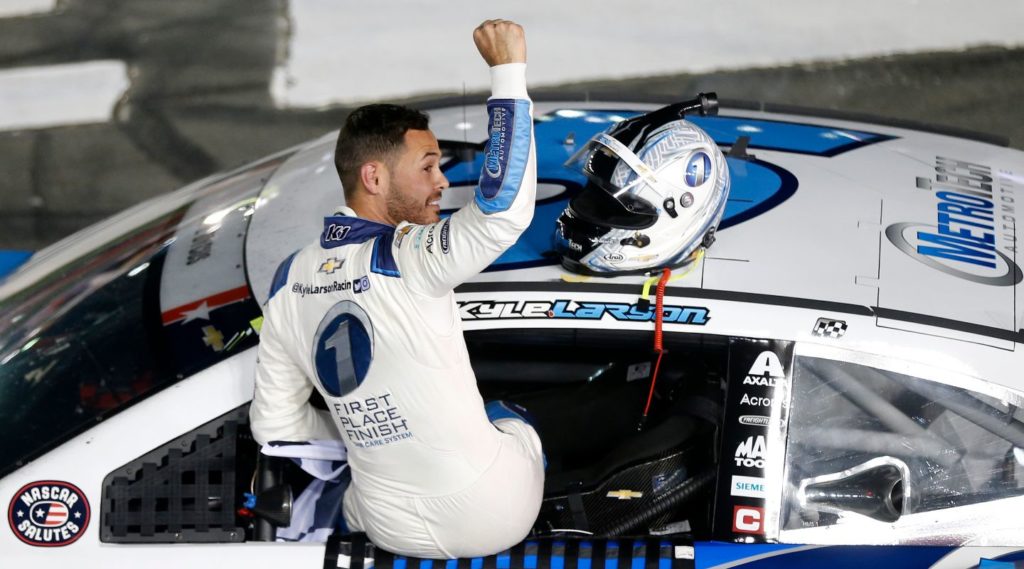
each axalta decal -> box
[886,156,1022,285]
[458,299,709,324]
[743,350,786,387]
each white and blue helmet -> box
[556,114,730,275]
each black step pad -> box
[327,535,694,569]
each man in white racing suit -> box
[249,20,544,558]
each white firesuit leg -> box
[343,419,543,558]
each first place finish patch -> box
[8,480,90,547]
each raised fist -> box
[473,19,526,67]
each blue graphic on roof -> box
[987,549,1024,565]
[442,109,890,272]
[0,250,32,279]
[690,115,892,157]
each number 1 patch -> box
[312,300,375,398]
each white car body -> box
[1,99,1022,568]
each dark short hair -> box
[334,104,431,198]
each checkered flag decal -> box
[813,318,848,338]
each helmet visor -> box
[564,133,655,198]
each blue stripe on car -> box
[551,540,565,569]
[579,541,592,569]
[692,542,955,568]
[0,250,31,279]
[606,540,618,569]
[631,540,644,569]
[659,541,671,569]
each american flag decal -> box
[32,501,69,527]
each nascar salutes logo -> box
[458,299,709,324]
[8,480,90,547]
[887,156,1022,285]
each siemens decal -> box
[887,156,1021,285]
[459,299,709,324]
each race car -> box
[1,91,1023,569]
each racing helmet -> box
[556,108,730,275]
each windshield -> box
[0,153,290,477]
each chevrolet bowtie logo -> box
[606,490,643,500]
[318,257,344,274]
[202,325,225,352]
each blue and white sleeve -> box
[394,63,537,297]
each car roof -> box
[3,99,1018,396]
[246,101,1023,350]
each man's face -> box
[385,129,449,225]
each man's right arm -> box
[392,21,536,297]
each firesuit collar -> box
[320,212,394,249]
